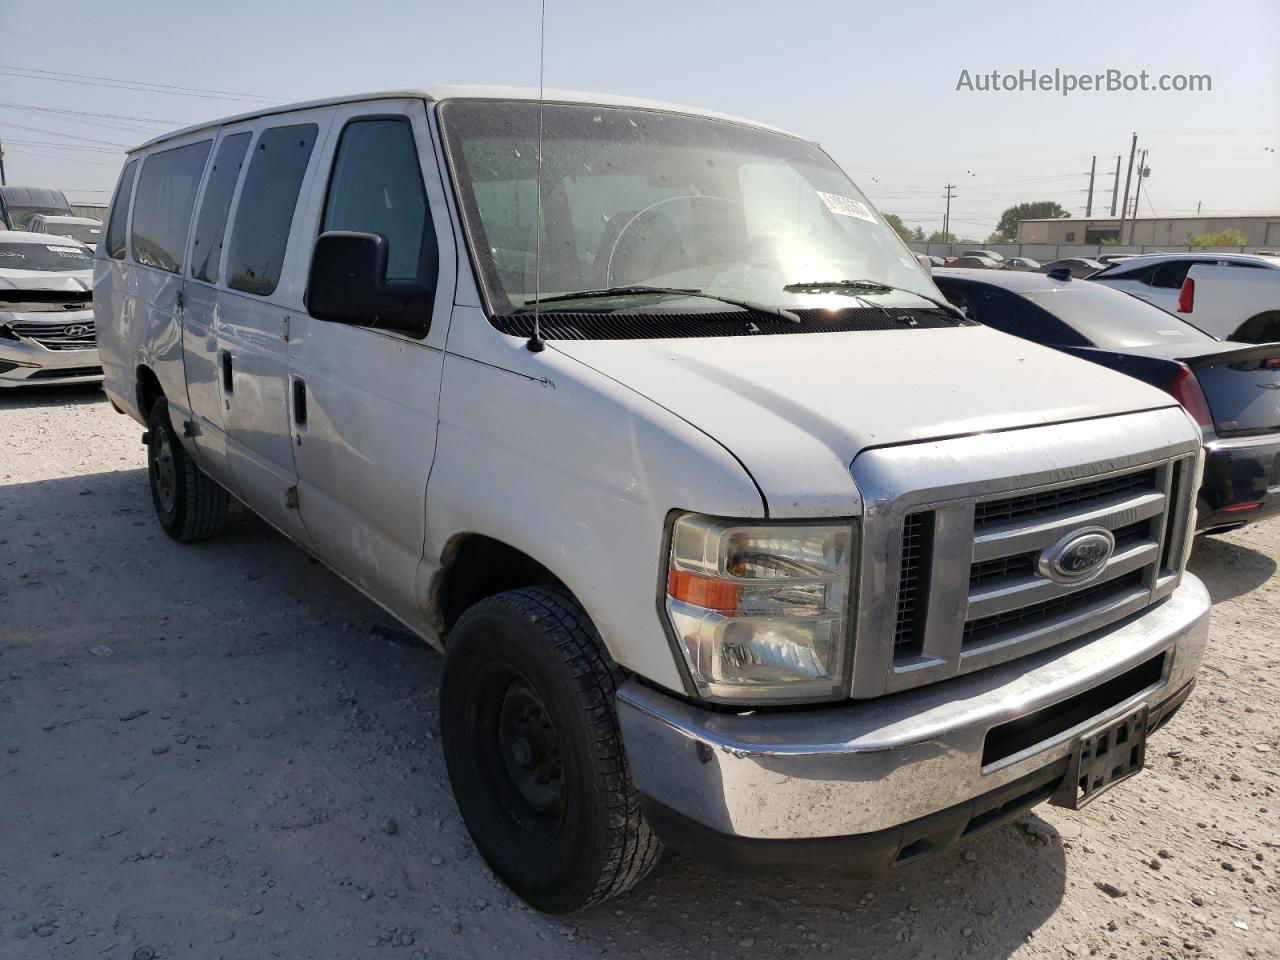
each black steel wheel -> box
[146,398,228,542]
[440,586,661,912]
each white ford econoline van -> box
[96,87,1210,913]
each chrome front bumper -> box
[618,574,1209,846]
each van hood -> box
[552,326,1181,517]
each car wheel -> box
[440,586,661,913]
[146,398,229,542]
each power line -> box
[0,99,186,127]
[0,138,122,153]
[0,120,128,148]
[0,65,278,104]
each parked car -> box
[962,248,1006,262]
[1003,256,1041,271]
[0,185,74,230]
[1039,257,1105,278]
[27,214,103,252]
[0,232,99,387]
[949,254,1002,269]
[1090,253,1280,343]
[97,86,1208,912]
[934,267,1280,531]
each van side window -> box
[131,141,212,273]
[321,117,436,285]
[225,124,318,296]
[105,159,139,260]
[190,132,252,283]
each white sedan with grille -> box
[0,231,99,388]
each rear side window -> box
[104,159,139,260]
[190,132,252,283]
[1151,260,1212,289]
[131,140,212,273]
[321,118,435,285]
[936,281,1088,347]
[226,124,318,296]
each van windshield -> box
[438,100,936,319]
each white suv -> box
[96,86,1210,912]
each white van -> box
[96,86,1210,913]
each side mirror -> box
[306,231,433,337]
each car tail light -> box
[1167,363,1213,428]
[1177,277,1195,313]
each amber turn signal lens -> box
[667,568,738,613]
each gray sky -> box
[4,0,1278,238]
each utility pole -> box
[1085,155,1097,217]
[0,137,7,186]
[1109,155,1121,216]
[942,183,956,243]
[1196,200,1202,215]
[1132,149,1148,221]
[1118,132,1137,243]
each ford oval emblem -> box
[1038,527,1115,584]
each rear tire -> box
[440,586,661,913]
[146,398,228,542]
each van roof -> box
[128,85,801,154]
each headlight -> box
[663,513,855,704]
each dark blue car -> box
[933,268,1280,532]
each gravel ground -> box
[1,384,1277,960]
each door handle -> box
[221,351,234,394]
[292,377,307,427]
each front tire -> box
[440,586,661,912]
[146,398,228,542]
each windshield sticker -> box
[817,191,877,223]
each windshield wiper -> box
[783,279,967,322]
[517,285,801,324]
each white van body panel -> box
[553,327,1181,518]
[286,98,457,635]
[428,307,764,689]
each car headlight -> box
[663,513,855,704]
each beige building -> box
[1016,213,1280,248]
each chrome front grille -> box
[6,318,97,351]
[849,409,1202,699]
[960,463,1174,656]
[972,468,1158,529]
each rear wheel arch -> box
[135,365,164,419]
[1229,311,1280,344]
